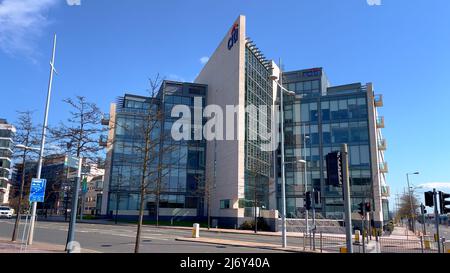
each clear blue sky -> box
[1,0,450,207]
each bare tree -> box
[49,96,105,160]
[396,191,420,230]
[129,75,178,253]
[11,110,39,241]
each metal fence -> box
[379,235,440,253]
[301,233,444,253]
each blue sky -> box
[1,0,450,207]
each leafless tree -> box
[121,74,178,253]
[49,96,106,160]
[11,110,39,241]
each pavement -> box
[0,237,65,253]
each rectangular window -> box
[220,199,231,209]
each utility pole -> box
[433,189,441,253]
[28,34,57,245]
[341,144,353,253]
[66,157,82,253]
[303,124,309,236]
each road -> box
[0,219,288,253]
[420,221,450,240]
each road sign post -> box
[341,144,353,253]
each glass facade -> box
[280,70,375,219]
[107,81,207,217]
[241,46,273,215]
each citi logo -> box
[227,23,239,50]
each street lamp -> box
[269,73,296,248]
[11,144,39,242]
[406,171,419,233]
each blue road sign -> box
[29,178,47,203]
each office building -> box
[280,68,389,227]
[102,15,389,229]
[101,81,208,220]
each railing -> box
[99,135,108,147]
[374,94,384,107]
[378,138,387,150]
[376,116,385,128]
[101,114,110,126]
[379,162,389,173]
[381,185,390,197]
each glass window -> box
[312,80,320,90]
[301,103,309,122]
[220,199,231,209]
[360,145,370,165]
[304,81,312,90]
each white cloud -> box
[200,56,209,65]
[66,0,81,6]
[0,0,58,57]
[167,74,186,83]
[367,0,382,6]
[416,182,450,190]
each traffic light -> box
[365,202,371,212]
[424,191,434,207]
[305,191,312,210]
[358,202,364,215]
[314,190,321,205]
[439,191,450,214]
[326,152,342,186]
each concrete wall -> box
[195,15,247,220]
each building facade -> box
[101,81,208,220]
[280,68,389,227]
[0,119,16,205]
[102,15,390,228]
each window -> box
[220,199,231,209]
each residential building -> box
[0,119,16,205]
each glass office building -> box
[103,81,208,220]
[280,68,389,227]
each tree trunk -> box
[135,185,145,253]
[12,149,27,241]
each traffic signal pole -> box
[66,157,82,253]
[433,189,441,253]
[341,144,353,253]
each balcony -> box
[374,94,384,107]
[378,139,387,151]
[101,114,110,126]
[99,135,108,147]
[379,162,389,173]
[381,185,390,198]
[376,116,385,129]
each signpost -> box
[29,179,47,203]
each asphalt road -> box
[0,219,288,253]
[421,221,450,240]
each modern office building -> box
[280,68,389,227]
[0,119,15,205]
[102,15,389,229]
[101,81,208,220]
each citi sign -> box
[227,23,239,50]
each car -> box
[0,206,13,219]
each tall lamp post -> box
[406,171,419,233]
[28,34,57,245]
[270,71,296,248]
[11,144,40,242]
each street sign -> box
[65,156,79,169]
[29,178,47,203]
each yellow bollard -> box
[340,247,347,253]
[355,230,360,243]
[424,240,431,250]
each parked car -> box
[0,206,13,218]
